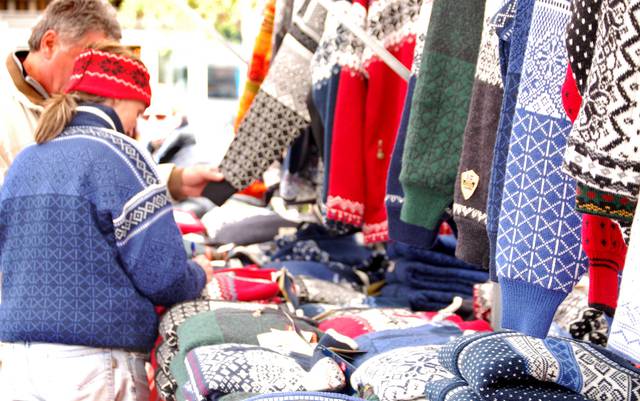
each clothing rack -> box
[316,0,411,82]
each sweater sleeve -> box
[97,137,206,307]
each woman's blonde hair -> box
[34,41,142,144]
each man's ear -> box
[39,30,58,59]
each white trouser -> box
[0,342,149,401]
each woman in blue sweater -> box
[0,42,210,401]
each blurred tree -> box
[114,0,258,42]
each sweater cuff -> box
[454,215,490,269]
[400,184,450,230]
[500,278,568,338]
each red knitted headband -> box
[65,48,151,107]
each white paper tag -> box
[257,329,315,356]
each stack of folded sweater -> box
[382,239,489,311]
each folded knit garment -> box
[158,300,279,347]
[219,0,326,193]
[351,345,453,401]
[434,331,640,401]
[399,0,485,231]
[563,0,640,200]
[353,323,463,367]
[452,0,505,268]
[386,259,490,287]
[294,275,366,305]
[608,198,640,365]
[204,269,282,303]
[184,344,345,400]
[380,284,471,311]
[495,0,587,338]
[243,392,367,401]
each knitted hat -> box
[65,48,151,107]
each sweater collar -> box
[68,103,125,134]
[6,51,49,106]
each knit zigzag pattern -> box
[563,0,640,200]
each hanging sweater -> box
[496,0,587,338]
[326,0,422,243]
[563,0,640,200]
[486,0,534,279]
[234,0,276,131]
[385,0,436,248]
[311,0,360,202]
[452,0,505,268]
[0,105,206,352]
[398,0,485,231]
[219,0,327,192]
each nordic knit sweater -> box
[219,0,326,192]
[0,105,206,352]
[326,0,421,243]
[608,198,640,365]
[311,0,357,202]
[496,0,587,338]
[384,0,436,248]
[452,0,505,268]
[486,0,533,280]
[399,0,485,231]
[563,0,640,200]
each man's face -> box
[47,30,107,94]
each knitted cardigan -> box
[325,0,421,243]
[452,0,505,268]
[384,0,436,248]
[496,0,587,338]
[563,0,640,200]
[219,0,326,192]
[399,0,486,231]
[0,105,206,352]
[486,0,534,279]
[609,198,640,365]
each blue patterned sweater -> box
[0,104,206,352]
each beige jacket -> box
[0,53,45,185]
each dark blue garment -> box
[388,241,485,273]
[387,259,487,286]
[312,69,341,202]
[264,260,360,284]
[381,284,469,311]
[0,105,205,352]
[243,392,366,401]
[385,76,438,249]
[385,266,475,295]
[353,322,462,367]
[485,0,535,280]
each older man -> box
[0,0,223,198]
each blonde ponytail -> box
[34,93,77,144]
[34,92,110,144]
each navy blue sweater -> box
[0,104,206,352]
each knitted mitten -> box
[582,214,627,317]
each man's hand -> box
[192,254,215,282]
[168,164,224,201]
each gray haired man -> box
[0,0,223,198]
